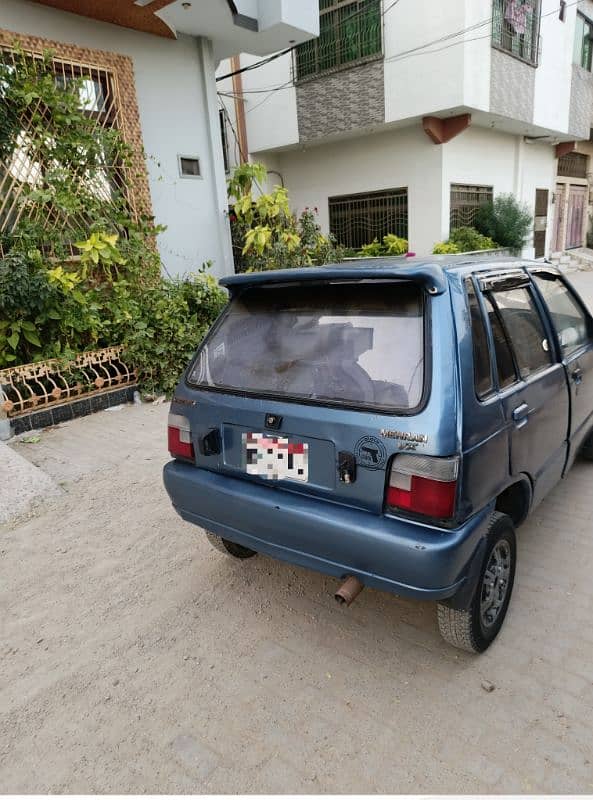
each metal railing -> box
[295,0,382,81]
[491,0,541,66]
[0,346,136,418]
[329,187,408,249]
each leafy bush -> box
[358,234,409,257]
[229,163,345,271]
[0,45,226,395]
[475,194,532,251]
[122,273,226,395]
[433,241,461,255]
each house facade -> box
[0,0,319,278]
[219,0,593,259]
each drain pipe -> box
[335,576,364,607]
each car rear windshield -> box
[188,281,425,411]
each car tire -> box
[437,512,516,653]
[205,531,257,559]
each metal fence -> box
[295,0,382,81]
[450,184,493,231]
[492,0,541,66]
[0,346,136,419]
[329,188,408,249]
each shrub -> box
[122,273,227,396]
[433,241,461,255]
[228,163,345,271]
[358,234,409,257]
[449,226,497,252]
[475,194,532,251]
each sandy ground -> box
[2,270,593,793]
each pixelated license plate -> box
[243,432,309,482]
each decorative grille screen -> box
[0,45,131,255]
[328,187,408,249]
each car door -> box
[530,268,593,466]
[478,271,570,507]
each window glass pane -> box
[483,295,517,388]
[466,279,494,398]
[189,282,424,411]
[491,287,552,378]
[532,274,591,356]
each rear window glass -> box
[188,282,425,411]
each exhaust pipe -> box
[335,576,364,607]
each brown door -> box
[534,188,548,258]
[566,184,587,249]
[552,183,566,252]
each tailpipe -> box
[335,576,364,607]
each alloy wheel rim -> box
[480,540,512,629]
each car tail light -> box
[386,454,459,519]
[168,413,195,461]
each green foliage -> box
[0,46,226,395]
[433,241,461,254]
[228,163,345,271]
[122,273,227,395]
[358,234,409,257]
[433,227,497,254]
[475,194,532,251]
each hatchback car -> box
[163,258,593,652]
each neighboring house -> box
[219,0,593,259]
[0,0,319,278]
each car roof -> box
[220,255,540,296]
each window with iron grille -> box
[0,45,129,254]
[295,0,382,82]
[492,0,541,66]
[558,152,588,178]
[574,13,593,71]
[450,185,493,231]
[328,188,408,249]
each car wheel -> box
[437,512,516,653]
[205,531,257,559]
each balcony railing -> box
[492,0,541,66]
[295,0,382,82]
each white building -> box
[0,0,319,278]
[220,0,593,259]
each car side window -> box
[489,287,553,380]
[482,294,518,389]
[532,274,591,357]
[465,279,494,398]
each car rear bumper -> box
[163,461,493,601]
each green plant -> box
[475,194,532,251]
[433,241,461,254]
[228,163,344,271]
[122,273,227,395]
[449,226,497,252]
[357,234,409,257]
[359,238,384,257]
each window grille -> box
[558,152,588,178]
[328,187,408,249]
[492,0,541,66]
[450,185,493,231]
[0,45,129,255]
[295,0,382,81]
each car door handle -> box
[572,367,583,384]
[512,403,530,426]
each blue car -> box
[163,258,593,652]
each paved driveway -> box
[2,271,593,793]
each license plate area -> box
[243,432,309,483]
